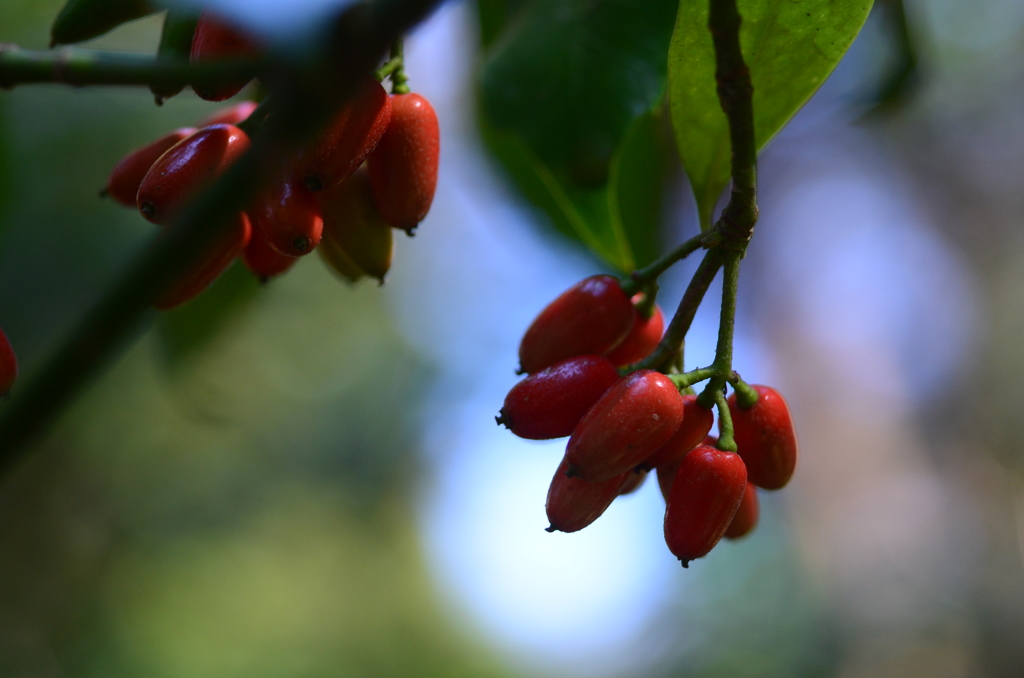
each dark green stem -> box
[631,249,723,373]
[634,281,658,319]
[709,0,758,237]
[710,388,737,452]
[388,38,409,94]
[0,0,445,478]
[0,44,262,90]
[621,232,707,296]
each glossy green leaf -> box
[478,0,677,271]
[669,0,874,230]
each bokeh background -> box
[2,0,1024,676]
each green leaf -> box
[669,0,874,230]
[478,0,677,272]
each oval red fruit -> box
[545,457,629,533]
[656,460,679,503]
[105,128,197,207]
[368,93,440,231]
[657,435,716,501]
[295,76,392,192]
[728,385,798,490]
[156,212,252,310]
[137,124,251,225]
[0,327,17,397]
[606,303,664,366]
[249,181,323,256]
[518,275,635,374]
[724,483,759,540]
[190,12,262,101]
[497,355,620,440]
[640,395,714,470]
[198,101,258,128]
[243,223,297,280]
[619,469,648,496]
[565,370,684,482]
[664,445,748,567]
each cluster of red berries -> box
[103,12,439,309]
[498,275,798,567]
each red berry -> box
[565,369,684,482]
[295,77,392,192]
[724,483,759,540]
[618,469,648,496]
[190,12,263,102]
[656,434,716,502]
[198,101,258,128]
[137,124,251,225]
[243,223,297,280]
[368,93,440,231]
[249,181,324,256]
[640,395,714,470]
[105,128,197,207]
[545,457,629,533]
[606,302,664,366]
[0,327,17,397]
[156,212,252,310]
[728,385,798,490]
[497,355,620,440]
[518,275,635,374]
[664,445,747,566]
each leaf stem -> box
[0,44,262,90]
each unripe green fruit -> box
[318,169,394,283]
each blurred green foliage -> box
[476,0,676,272]
[0,4,518,677]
